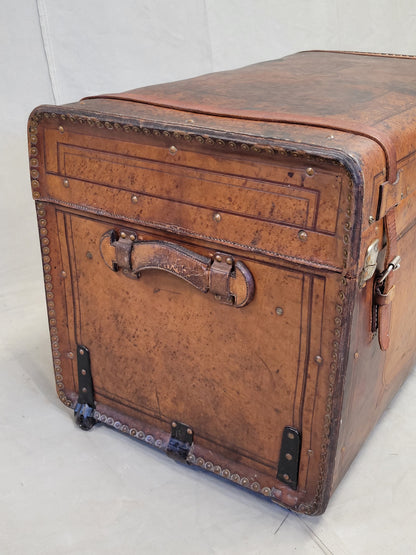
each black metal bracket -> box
[277,426,301,490]
[166,421,193,461]
[74,345,97,431]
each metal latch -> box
[359,240,379,288]
[166,421,193,461]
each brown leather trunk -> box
[28,51,416,515]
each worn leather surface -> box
[28,50,416,515]
[88,51,416,184]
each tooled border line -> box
[29,110,354,514]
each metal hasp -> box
[359,239,380,288]
[277,426,301,490]
[74,345,97,431]
[166,421,193,461]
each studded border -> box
[29,108,355,513]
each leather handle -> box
[100,230,255,308]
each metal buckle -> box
[376,255,401,285]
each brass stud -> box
[186,119,195,124]
[67,352,74,359]
[79,348,85,355]
[33,191,41,199]
[187,428,192,435]
[285,453,293,461]
[81,369,87,376]
[307,449,313,456]
[131,195,138,204]
[63,179,69,188]
[369,216,375,225]
[82,387,87,393]
[226,257,233,265]
[275,307,284,316]
[168,146,177,155]
[120,231,127,239]
[315,355,323,364]
[213,213,221,222]
[172,421,177,428]
[215,254,222,262]
[58,126,64,133]
[129,234,135,241]
[306,167,314,176]
[283,473,290,481]
[354,352,359,359]
[298,230,308,241]
[61,270,67,278]
[287,432,295,440]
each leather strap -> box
[374,207,399,351]
[89,92,397,183]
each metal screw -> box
[298,230,308,241]
[315,355,323,364]
[306,167,314,176]
[169,146,177,155]
[120,231,127,239]
[131,195,138,204]
[213,213,221,222]
[275,307,284,316]
[63,179,69,188]
[58,126,64,133]
[215,254,222,262]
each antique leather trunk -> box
[28,51,416,515]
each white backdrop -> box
[1,1,416,553]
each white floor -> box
[1,235,416,554]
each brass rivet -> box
[169,146,177,155]
[86,251,93,259]
[58,126,64,133]
[63,179,69,188]
[215,254,222,262]
[186,119,195,124]
[226,257,233,265]
[67,352,74,359]
[369,216,375,225]
[82,387,87,393]
[79,349,85,355]
[283,473,290,481]
[315,355,323,364]
[187,428,192,435]
[81,369,87,376]
[298,230,308,241]
[287,432,295,440]
[354,352,359,359]
[61,270,67,278]
[307,449,313,456]
[131,195,138,204]
[172,421,177,428]
[285,453,293,461]
[120,231,127,239]
[306,167,314,176]
[275,307,283,316]
[213,213,221,222]
[129,234,135,241]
